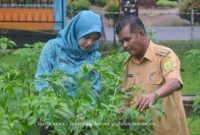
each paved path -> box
[103,27,200,41]
[98,7,200,42]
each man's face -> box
[77,32,99,51]
[117,25,144,57]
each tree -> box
[103,0,119,47]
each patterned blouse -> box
[35,40,101,105]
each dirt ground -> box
[89,5,191,27]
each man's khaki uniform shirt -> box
[122,41,189,135]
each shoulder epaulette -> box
[156,48,170,56]
[124,55,132,65]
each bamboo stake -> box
[112,76,120,106]
[109,76,120,127]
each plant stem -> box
[74,95,81,120]
[112,76,120,106]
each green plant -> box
[186,117,200,135]
[185,49,200,126]
[0,36,17,76]
[179,0,200,23]
[66,0,91,19]
[0,43,167,134]
[156,0,178,8]
[100,52,129,102]
[0,42,44,100]
[145,25,160,44]
[95,0,110,6]
[103,0,119,46]
[0,36,16,51]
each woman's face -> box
[77,32,99,51]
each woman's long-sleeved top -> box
[35,40,101,105]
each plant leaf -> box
[13,121,24,131]
[0,106,5,122]
[28,116,38,125]
[1,42,7,51]
[38,87,48,98]
[0,91,8,109]
[193,104,200,113]
[145,111,153,123]
[8,40,16,46]
[54,109,70,119]
[8,99,20,114]
[189,115,199,126]
[155,109,161,122]
[28,126,40,135]
[84,95,93,104]
[54,123,66,135]
[24,110,33,119]
[8,129,17,135]
[13,86,23,100]
[50,100,58,109]
[122,108,132,118]
[43,108,51,116]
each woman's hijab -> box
[53,10,102,60]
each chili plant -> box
[0,36,16,51]
[0,40,167,134]
[185,49,200,125]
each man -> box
[116,15,189,135]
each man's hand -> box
[135,93,157,112]
[134,79,182,112]
[118,99,131,114]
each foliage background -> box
[67,0,91,18]
[179,0,200,23]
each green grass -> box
[177,52,200,95]
[160,41,200,95]
[186,117,200,135]
[160,41,200,52]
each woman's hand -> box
[76,113,85,119]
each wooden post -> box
[190,4,194,50]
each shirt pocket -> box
[146,76,163,93]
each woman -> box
[35,10,102,105]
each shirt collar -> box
[144,40,154,61]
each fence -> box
[0,0,66,47]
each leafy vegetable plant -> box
[185,49,200,126]
[0,40,166,135]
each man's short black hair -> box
[116,15,146,35]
